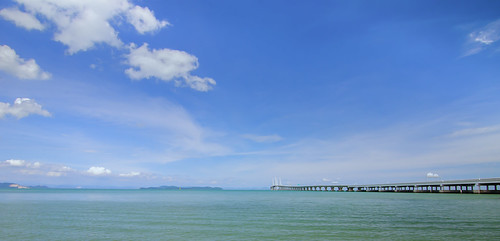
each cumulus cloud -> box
[426,172,439,178]
[464,19,500,56]
[3,0,168,54]
[87,166,111,176]
[0,7,44,30]
[2,1,215,92]
[0,98,51,119]
[126,6,169,34]
[242,134,283,143]
[2,159,41,168]
[0,45,51,80]
[125,43,216,91]
[4,159,26,167]
[0,159,75,178]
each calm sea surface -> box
[1,189,499,240]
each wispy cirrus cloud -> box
[41,78,229,162]
[464,19,500,56]
[119,171,141,177]
[1,75,227,164]
[237,119,500,186]
[449,124,500,137]
[73,96,227,161]
[242,134,283,143]
[0,45,51,80]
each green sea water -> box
[1,189,499,240]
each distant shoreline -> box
[0,182,49,189]
[0,182,223,190]
[140,185,223,190]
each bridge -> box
[270,177,500,194]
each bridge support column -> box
[474,183,481,194]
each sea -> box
[1,189,499,240]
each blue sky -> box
[1,0,500,188]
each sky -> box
[1,0,500,189]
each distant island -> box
[140,185,223,190]
[0,182,49,189]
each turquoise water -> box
[1,190,499,240]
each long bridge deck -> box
[270,177,500,194]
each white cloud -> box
[119,171,141,177]
[6,0,167,54]
[0,45,51,80]
[6,78,228,164]
[126,6,169,34]
[464,19,500,56]
[45,166,72,177]
[2,1,214,92]
[0,7,44,30]
[449,124,500,137]
[249,116,500,185]
[0,159,48,177]
[242,134,283,143]
[57,166,72,172]
[426,172,439,178]
[3,159,41,169]
[68,93,229,161]
[87,166,111,176]
[125,43,216,91]
[4,159,26,166]
[29,161,41,168]
[183,75,217,92]
[471,21,500,45]
[46,171,63,177]
[0,98,51,119]
[320,178,339,184]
